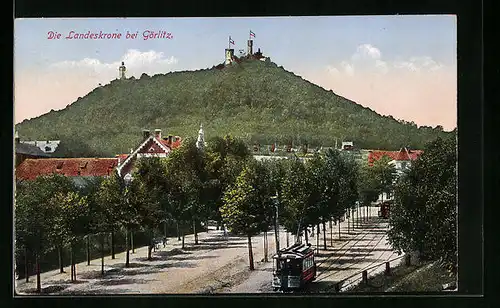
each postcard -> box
[13,16,457,295]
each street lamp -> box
[124,173,133,267]
[271,194,280,254]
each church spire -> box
[196,123,205,150]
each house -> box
[367,147,423,168]
[20,140,60,154]
[341,141,354,151]
[387,148,424,177]
[15,128,186,184]
[367,147,423,202]
[116,129,182,178]
[15,157,119,187]
[14,133,51,167]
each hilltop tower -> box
[247,39,253,56]
[196,124,205,150]
[225,49,234,65]
[119,61,126,79]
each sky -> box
[14,16,457,130]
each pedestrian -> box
[162,237,167,248]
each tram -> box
[272,243,316,291]
[378,201,392,219]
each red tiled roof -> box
[116,135,183,175]
[115,154,129,164]
[368,148,423,166]
[16,158,118,180]
[158,136,182,149]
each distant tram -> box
[272,243,316,291]
[378,201,392,219]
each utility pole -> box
[273,195,280,253]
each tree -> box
[134,157,168,260]
[205,135,251,229]
[357,163,380,221]
[95,173,125,261]
[120,176,145,267]
[96,172,142,268]
[322,149,346,240]
[303,154,328,251]
[220,159,274,270]
[337,155,359,233]
[75,177,104,267]
[94,173,124,275]
[262,158,287,251]
[164,138,206,246]
[371,155,397,203]
[15,174,75,292]
[279,157,310,243]
[387,136,457,274]
[49,191,90,282]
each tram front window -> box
[277,259,301,275]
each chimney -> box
[154,129,161,139]
[142,129,150,140]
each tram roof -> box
[273,243,314,259]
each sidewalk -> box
[14,226,222,294]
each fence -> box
[333,254,409,292]
[14,221,206,280]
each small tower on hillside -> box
[225,49,234,65]
[247,39,253,56]
[119,61,126,79]
[196,124,205,150]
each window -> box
[303,256,313,269]
[56,161,64,170]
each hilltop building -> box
[119,61,126,79]
[218,34,269,69]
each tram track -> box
[338,222,394,276]
[314,230,386,283]
[282,223,384,294]
[300,219,392,293]
[267,215,392,294]
[314,219,386,278]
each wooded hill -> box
[15,58,452,157]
